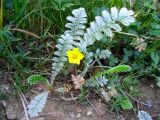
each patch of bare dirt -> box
[0,79,160,120]
[0,83,117,120]
[36,98,116,120]
[1,91,116,120]
[137,79,160,120]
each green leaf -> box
[27,74,48,85]
[150,52,159,67]
[106,65,131,74]
[149,29,160,36]
[120,99,133,110]
[90,65,131,81]
[92,6,107,16]
[0,27,15,40]
[150,23,160,29]
[0,92,8,100]
[61,3,74,11]
[155,76,160,87]
[144,1,156,9]
[157,81,160,87]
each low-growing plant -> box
[26,6,136,118]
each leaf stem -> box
[114,31,159,40]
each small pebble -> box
[6,105,17,119]
[150,85,154,88]
[76,113,81,118]
[70,113,76,119]
[145,99,153,108]
[87,111,92,116]
[76,107,83,113]
[33,117,45,120]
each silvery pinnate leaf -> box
[27,91,49,118]
[74,36,83,41]
[56,44,62,49]
[85,78,99,87]
[74,30,84,35]
[65,7,87,43]
[72,8,87,18]
[95,32,103,41]
[61,57,67,61]
[119,7,134,17]
[67,16,75,22]
[65,45,73,49]
[138,110,152,120]
[52,57,59,62]
[65,23,86,30]
[90,22,97,33]
[120,17,135,26]
[102,10,112,22]
[95,16,105,28]
[82,7,135,51]
[118,8,135,26]
[103,28,113,37]
[110,23,122,32]
[76,24,86,29]
[59,38,65,44]
[96,75,108,87]
[111,7,118,20]
[86,28,92,36]
[83,33,93,45]
[86,52,94,63]
[54,51,61,56]
[51,33,74,81]
[96,49,112,59]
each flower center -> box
[72,54,78,59]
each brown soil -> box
[0,80,160,120]
[137,80,160,120]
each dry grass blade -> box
[10,28,41,39]
[19,93,29,120]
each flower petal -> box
[73,48,79,52]
[66,47,84,65]
[66,50,72,57]
[78,53,84,60]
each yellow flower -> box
[66,48,84,65]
